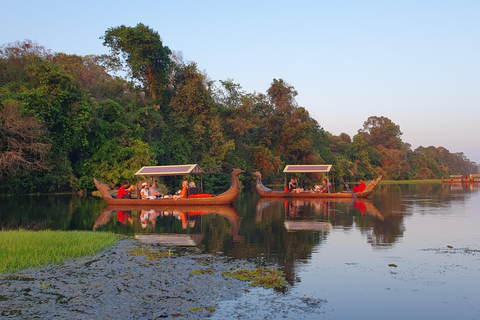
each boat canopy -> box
[283,165,334,173]
[134,164,205,177]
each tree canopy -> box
[0,32,477,194]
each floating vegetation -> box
[191,269,214,275]
[38,283,51,289]
[126,247,174,261]
[388,264,398,267]
[222,269,287,289]
[421,247,480,255]
[187,307,216,313]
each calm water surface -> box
[1,183,479,319]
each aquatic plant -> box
[191,269,214,275]
[126,247,174,261]
[222,268,287,289]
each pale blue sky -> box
[2,0,479,164]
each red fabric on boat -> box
[187,194,212,198]
[188,211,209,216]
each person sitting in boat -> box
[292,179,304,193]
[288,179,296,192]
[149,182,162,198]
[117,182,134,199]
[318,179,332,193]
[173,181,189,201]
[140,182,157,199]
[352,179,366,193]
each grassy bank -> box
[379,179,442,185]
[0,230,119,275]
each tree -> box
[346,134,375,179]
[358,116,403,148]
[102,23,172,102]
[267,78,297,114]
[84,139,156,188]
[21,57,92,154]
[0,100,51,178]
[52,53,127,101]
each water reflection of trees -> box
[0,195,104,231]
[245,198,390,287]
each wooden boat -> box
[253,172,382,199]
[94,168,244,206]
[442,175,464,184]
[462,174,480,183]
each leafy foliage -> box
[0,34,477,193]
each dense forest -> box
[0,24,477,194]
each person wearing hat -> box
[140,182,156,199]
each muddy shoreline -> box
[0,239,260,319]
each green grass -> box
[0,230,119,275]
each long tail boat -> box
[94,168,244,206]
[253,171,382,199]
[441,175,464,184]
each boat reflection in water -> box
[94,204,243,246]
[256,197,384,228]
[443,181,480,192]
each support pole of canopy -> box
[136,176,139,199]
[332,172,335,192]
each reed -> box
[0,230,118,275]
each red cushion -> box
[187,194,212,198]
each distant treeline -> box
[0,24,477,194]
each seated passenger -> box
[140,182,156,199]
[352,179,366,193]
[173,181,189,201]
[318,179,332,193]
[288,179,296,192]
[117,182,134,199]
[149,182,162,197]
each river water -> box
[1,182,479,319]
